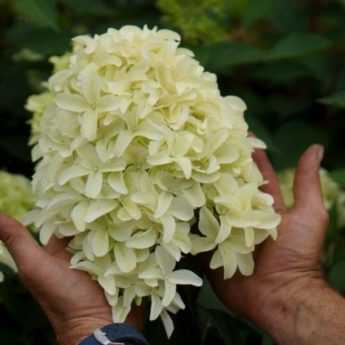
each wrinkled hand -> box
[0,218,143,345]
[206,144,329,339]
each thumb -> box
[293,144,326,216]
[0,214,47,276]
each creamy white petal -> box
[71,201,88,232]
[161,310,174,338]
[114,131,133,157]
[108,172,128,194]
[161,215,176,243]
[174,157,192,179]
[198,207,219,238]
[39,223,56,245]
[237,253,254,276]
[162,281,177,307]
[56,93,88,112]
[126,229,157,249]
[155,246,175,274]
[85,171,103,198]
[98,95,120,112]
[182,182,205,208]
[81,110,98,141]
[85,200,117,223]
[58,165,89,185]
[98,275,116,295]
[150,295,163,321]
[91,230,109,257]
[154,192,173,218]
[169,197,194,221]
[114,244,136,272]
[169,269,202,286]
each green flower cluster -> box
[279,169,345,227]
[26,54,71,145]
[157,0,228,43]
[0,171,34,281]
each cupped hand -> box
[205,144,329,339]
[0,217,143,345]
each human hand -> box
[0,216,143,345]
[205,144,331,342]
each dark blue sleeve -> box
[79,323,149,345]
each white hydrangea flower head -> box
[337,193,345,227]
[278,168,345,226]
[26,53,71,145]
[0,171,34,281]
[25,26,281,336]
[279,168,341,210]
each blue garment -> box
[79,323,149,345]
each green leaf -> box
[330,169,345,187]
[262,335,275,345]
[325,205,341,245]
[267,33,332,61]
[194,33,330,73]
[243,0,307,32]
[246,115,277,152]
[197,279,230,314]
[61,0,113,16]
[194,42,265,72]
[14,0,59,30]
[329,261,345,292]
[197,307,250,345]
[319,90,345,109]
[272,121,330,169]
[6,25,71,55]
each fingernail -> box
[315,144,324,163]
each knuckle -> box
[2,230,18,249]
[314,206,329,225]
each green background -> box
[0,0,345,344]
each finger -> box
[45,236,71,261]
[293,144,324,211]
[0,214,47,273]
[253,149,286,213]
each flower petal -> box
[155,246,175,274]
[169,269,202,286]
[198,207,219,238]
[85,200,117,223]
[71,201,88,231]
[237,253,254,276]
[126,229,157,249]
[85,171,103,198]
[114,244,136,272]
[161,310,174,338]
[162,281,176,306]
[150,295,163,321]
[56,93,88,112]
[114,131,133,157]
[161,215,176,243]
[81,110,98,141]
[154,192,173,218]
[169,197,194,221]
[91,230,109,257]
[58,165,89,185]
[108,172,128,194]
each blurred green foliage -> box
[0,0,345,344]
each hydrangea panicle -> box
[279,168,345,227]
[0,171,34,281]
[25,26,281,336]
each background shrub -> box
[0,1,345,344]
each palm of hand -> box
[207,145,328,325]
[25,237,112,335]
[0,216,142,345]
